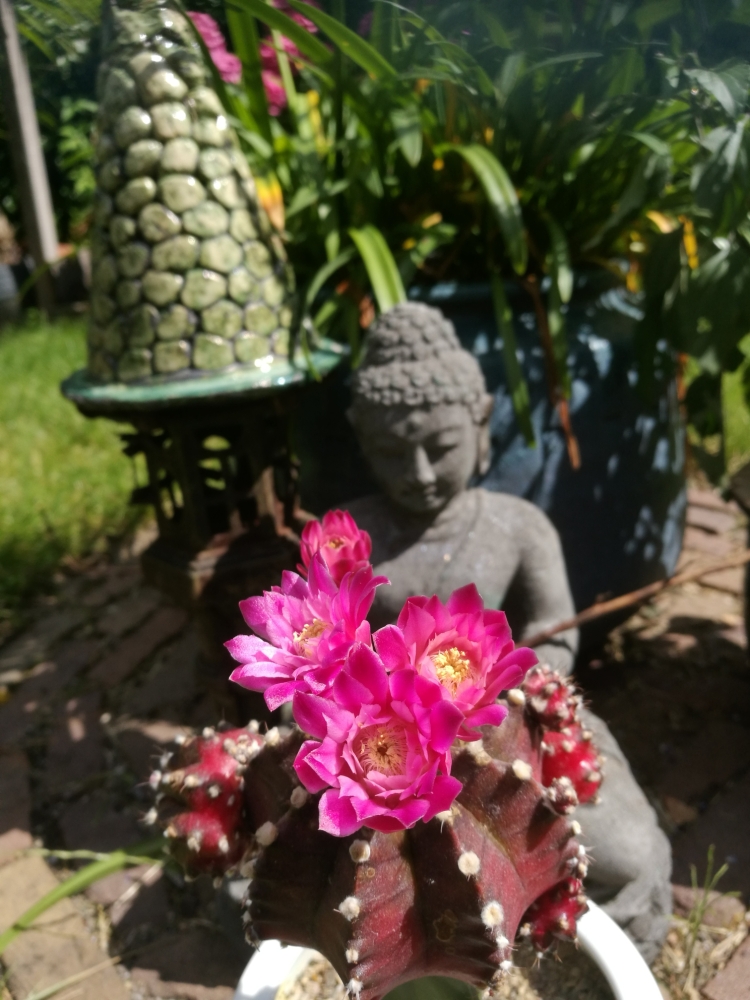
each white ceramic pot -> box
[233,901,662,1000]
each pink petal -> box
[239,595,270,633]
[318,789,362,836]
[305,737,342,783]
[386,797,429,829]
[292,691,330,739]
[229,661,287,691]
[265,679,302,710]
[307,552,338,601]
[374,625,408,671]
[337,775,372,801]
[323,706,357,744]
[503,646,539,674]
[446,583,484,616]
[332,669,372,709]
[463,703,507,730]
[401,602,436,652]
[346,643,388,703]
[423,775,463,821]
[293,740,329,792]
[414,673,444,706]
[224,634,267,661]
[350,794,386,822]
[389,668,417,703]
[429,700,463,753]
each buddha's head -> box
[349,302,493,515]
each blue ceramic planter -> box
[295,275,686,646]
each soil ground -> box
[1,484,749,1000]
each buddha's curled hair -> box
[350,303,488,420]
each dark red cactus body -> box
[541,725,603,805]
[154,671,600,1000]
[519,877,588,952]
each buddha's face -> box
[352,402,484,515]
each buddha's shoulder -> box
[471,488,559,539]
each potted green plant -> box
[18,0,750,615]
[194,0,750,622]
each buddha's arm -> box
[500,499,579,677]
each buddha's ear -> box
[476,393,494,477]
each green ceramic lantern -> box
[89,0,294,383]
[64,0,344,687]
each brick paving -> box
[0,491,748,999]
[0,526,246,1000]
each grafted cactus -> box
[154,671,600,1000]
[89,0,293,383]
[152,511,602,999]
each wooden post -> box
[0,0,58,313]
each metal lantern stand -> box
[62,343,345,719]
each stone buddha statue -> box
[345,302,671,962]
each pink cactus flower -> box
[293,643,464,836]
[226,554,388,710]
[375,584,538,740]
[188,12,242,84]
[299,510,373,585]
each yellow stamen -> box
[325,536,346,550]
[294,619,327,655]
[356,725,407,776]
[431,647,472,693]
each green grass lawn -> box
[0,315,142,628]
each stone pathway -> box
[0,490,749,1000]
[0,527,247,1000]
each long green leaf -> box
[491,274,534,444]
[527,51,602,73]
[470,4,512,48]
[349,226,406,313]
[284,0,397,79]
[225,1,272,145]
[371,0,398,59]
[627,130,671,158]
[397,10,495,97]
[16,24,54,59]
[441,144,527,275]
[633,0,682,35]
[0,840,164,957]
[547,217,573,303]
[547,281,571,398]
[304,247,356,310]
[390,104,423,166]
[227,0,334,69]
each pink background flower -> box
[259,0,321,115]
[375,584,538,740]
[299,509,372,584]
[188,11,242,83]
[293,644,463,835]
